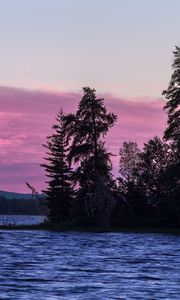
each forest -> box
[41,46,180,229]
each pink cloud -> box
[0,86,167,192]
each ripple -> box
[0,229,180,299]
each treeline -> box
[42,46,180,229]
[0,196,45,215]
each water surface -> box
[0,215,45,226]
[0,230,180,299]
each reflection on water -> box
[0,230,180,299]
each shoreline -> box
[1,223,180,235]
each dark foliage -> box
[41,46,179,229]
[62,87,117,226]
[162,45,180,221]
[41,110,74,223]
[163,45,180,157]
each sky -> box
[0,0,179,192]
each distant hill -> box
[0,190,46,215]
[0,190,33,200]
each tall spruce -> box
[162,46,180,211]
[66,87,116,172]
[41,110,73,223]
[64,87,117,225]
[163,45,180,157]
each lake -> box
[0,217,180,299]
[0,215,45,226]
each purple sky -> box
[0,0,178,192]
[0,86,166,192]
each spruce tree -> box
[163,45,180,157]
[64,87,117,226]
[162,46,180,210]
[41,110,73,223]
[67,87,116,174]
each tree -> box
[41,110,74,223]
[163,45,180,158]
[118,137,171,226]
[64,87,117,226]
[66,87,116,173]
[139,137,170,205]
[118,141,146,224]
[162,45,180,218]
[119,141,141,185]
[119,138,170,204]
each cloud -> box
[0,85,167,192]
[0,162,45,193]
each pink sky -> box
[0,86,167,193]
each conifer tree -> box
[163,45,180,157]
[41,110,74,223]
[162,46,180,211]
[64,87,117,225]
[66,87,117,174]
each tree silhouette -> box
[163,45,180,157]
[119,141,141,185]
[162,46,180,214]
[118,137,172,226]
[139,137,170,205]
[64,87,117,226]
[41,110,74,223]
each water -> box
[0,228,180,300]
[0,215,45,226]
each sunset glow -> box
[0,86,166,192]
